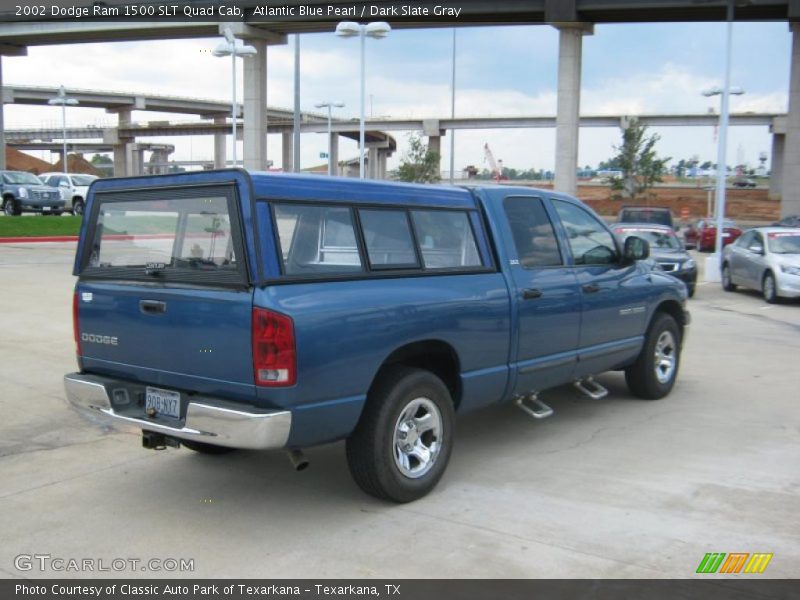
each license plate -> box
[42,206,50,211]
[145,386,181,418]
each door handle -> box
[522,288,543,300]
[582,283,601,294]
[139,300,167,315]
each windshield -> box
[3,172,43,185]
[614,227,681,250]
[71,175,98,186]
[767,232,800,254]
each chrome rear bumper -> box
[64,373,291,449]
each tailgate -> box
[75,181,255,401]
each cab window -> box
[552,200,618,265]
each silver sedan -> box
[721,227,800,303]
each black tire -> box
[687,283,696,298]
[762,272,779,304]
[346,367,455,503]
[721,262,736,292]
[72,199,84,216]
[3,197,20,217]
[625,313,681,400]
[180,439,236,455]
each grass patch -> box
[0,216,83,238]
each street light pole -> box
[48,86,78,174]
[702,1,742,280]
[315,101,345,176]
[213,28,257,167]
[449,28,457,184]
[336,21,391,179]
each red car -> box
[684,219,742,252]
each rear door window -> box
[274,204,363,275]
[503,197,562,267]
[411,210,482,269]
[81,185,246,286]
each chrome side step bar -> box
[574,377,609,400]
[515,393,554,419]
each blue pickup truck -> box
[65,169,689,502]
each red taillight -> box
[73,291,81,356]
[252,308,296,387]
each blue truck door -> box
[550,198,648,376]
[499,196,581,392]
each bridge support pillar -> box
[770,133,784,200]
[329,133,339,176]
[0,58,4,171]
[111,109,140,177]
[553,23,592,196]
[0,46,28,171]
[782,22,800,216]
[214,116,227,169]
[282,131,293,172]
[243,40,268,171]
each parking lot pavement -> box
[1,242,798,579]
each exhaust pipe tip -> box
[287,449,309,472]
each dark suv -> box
[617,206,674,230]
[1,170,64,216]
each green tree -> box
[607,121,670,199]
[395,134,441,183]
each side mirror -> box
[59,181,70,187]
[623,236,650,263]
[748,245,764,255]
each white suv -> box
[38,173,98,216]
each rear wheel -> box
[762,272,779,304]
[3,197,20,217]
[346,367,455,503]
[180,439,236,455]
[721,263,736,291]
[625,313,681,400]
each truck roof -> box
[90,169,479,210]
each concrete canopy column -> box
[770,133,785,200]
[782,23,800,217]
[553,23,593,196]
[282,131,293,172]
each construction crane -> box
[483,143,507,181]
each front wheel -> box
[722,263,736,291]
[763,272,779,304]
[346,367,455,503]
[625,313,681,400]
[3,198,20,217]
[72,199,84,216]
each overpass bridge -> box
[2,84,397,177]
[0,1,798,213]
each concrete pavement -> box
[0,242,798,579]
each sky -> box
[1,20,792,175]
